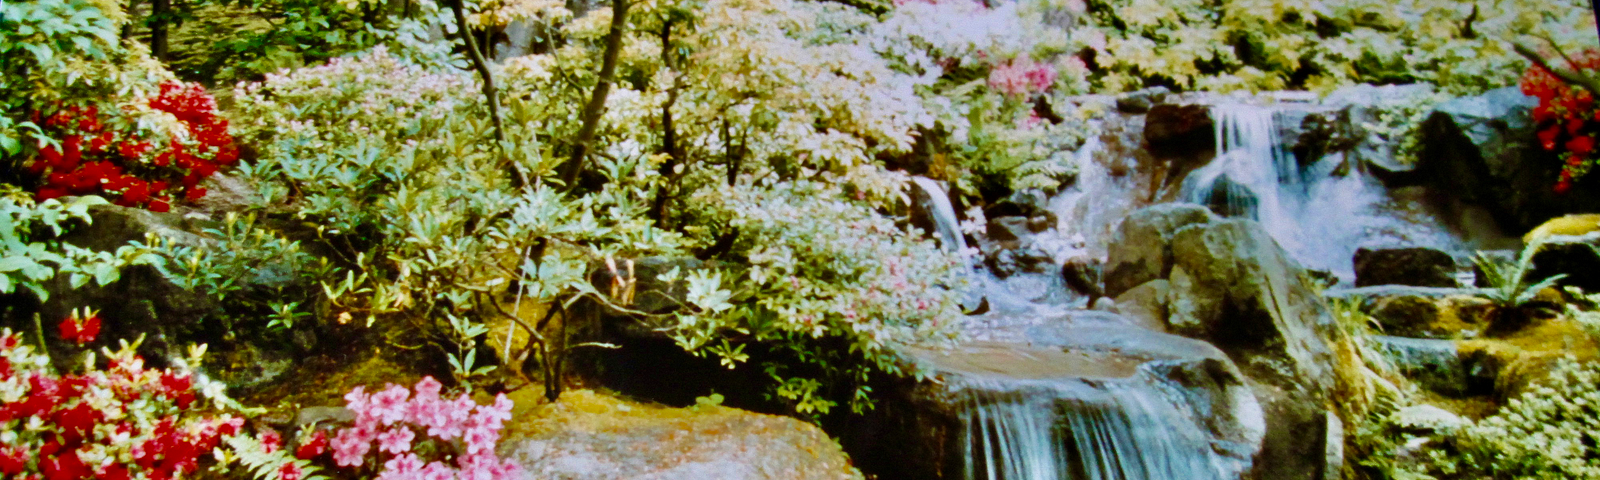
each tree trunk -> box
[150,0,170,61]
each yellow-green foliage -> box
[1075,0,1593,94]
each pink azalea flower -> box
[371,384,412,425]
[377,427,415,454]
[418,462,455,480]
[279,462,303,480]
[463,425,498,455]
[379,452,423,480]
[331,427,372,468]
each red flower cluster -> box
[0,324,241,480]
[25,81,238,211]
[1522,48,1600,194]
[56,309,100,345]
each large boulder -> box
[1162,218,1344,480]
[502,389,862,480]
[1104,203,1217,298]
[1352,246,1460,288]
[1417,86,1600,232]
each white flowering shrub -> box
[223,0,977,414]
[672,178,967,415]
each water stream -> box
[1180,104,1463,280]
[959,377,1226,480]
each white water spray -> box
[960,378,1227,480]
[912,176,970,253]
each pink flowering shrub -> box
[265,377,520,480]
[987,59,1057,97]
[0,325,242,480]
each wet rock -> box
[1144,104,1216,158]
[1166,220,1337,386]
[1114,279,1169,332]
[1060,257,1104,300]
[984,244,1056,279]
[1529,231,1600,293]
[296,406,356,427]
[1369,336,1489,397]
[1116,86,1170,114]
[1202,174,1260,219]
[1323,83,1437,185]
[503,390,861,480]
[1418,86,1600,232]
[1164,219,1343,480]
[985,216,1032,243]
[1353,246,1459,288]
[1289,108,1360,169]
[1104,203,1217,298]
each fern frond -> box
[223,433,327,480]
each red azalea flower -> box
[1539,125,1562,150]
[261,430,283,454]
[96,465,130,480]
[148,197,171,213]
[0,446,25,475]
[1568,135,1594,156]
[278,462,302,480]
[185,187,207,202]
[296,430,328,460]
[57,311,100,345]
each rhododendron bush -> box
[0,321,243,480]
[1522,48,1600,193]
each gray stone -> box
[1166,220,1337,386]
[1104,203,1217,298]
[985,216,1032,243]
[1116,86,1171,113]
[1353,246,1459,288]
[1115,279,1170,332]
[503,391,862,480]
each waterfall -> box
[1180,104,1460,280]
[960,378,1226,480]
[912,176,969,253]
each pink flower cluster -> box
[325,377,519,480]
[987,59,1057,97]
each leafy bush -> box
[0,193,159,301]
[672,178,966,414]
[1076,0,1593,94]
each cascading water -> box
[1182,104,1462,280]
[960,377,1227,480]
[912,176,970,253]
